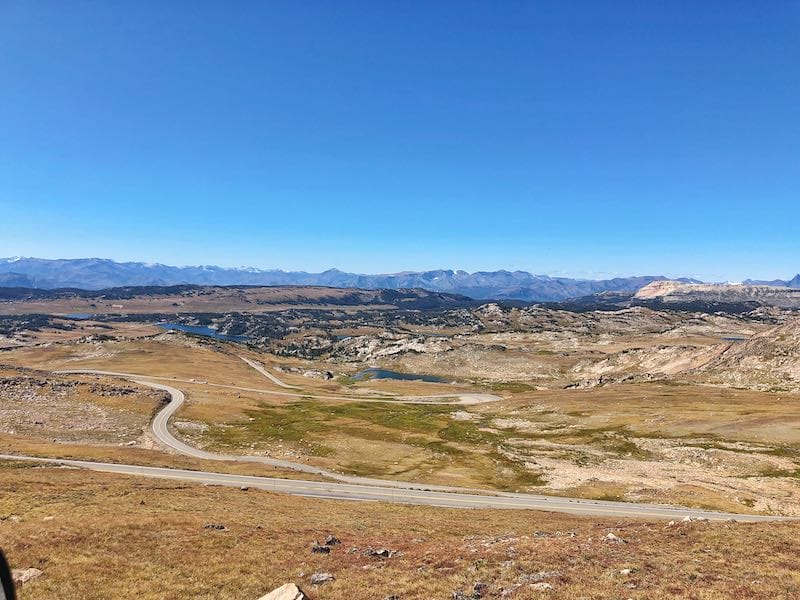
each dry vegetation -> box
[2,462,799,600]
[3,328,800,514]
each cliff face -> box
[635,281,800,309]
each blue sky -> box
[1,1,798,281]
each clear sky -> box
[1,1,798,281]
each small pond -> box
[352,368,448,383]
[157,323,249,342]
[65,313,93,320]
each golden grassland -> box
[0,435,331,482]
[1,462,799,600]
[490,383,800,446]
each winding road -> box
[55,367,499,491]
[6,363,786,521]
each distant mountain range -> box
[1,257,798,302]
[745,275,800,288]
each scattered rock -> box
[256,583,309,600]
[473,581,489,597]
[681,516,708,523]
[42,516,55,521]
[303,369,334,380]
[620,568,635,576]
[311,543,331,554]
[364,547,394,558]
[532,530,575,539]
[203,522,228,531]
[529,582,553,592]
[12,567,43,585]
[324,534,341,546]
[309,572,334,585]
[451,411,476,421]
[553,531,570,539]
[603,532,626,543]
[240,486,249,491]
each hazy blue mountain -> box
[0,256,723,301]
[743,275,800,288]
[0,271,36,287]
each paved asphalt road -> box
[0,453,787,521]
[33,368,792,522]
[58,368,501,492]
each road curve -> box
[0,453,788,521]
[47,369,793,521]
[59,369,483,491]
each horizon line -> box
[2,255,798,284]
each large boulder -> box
[12,567,43,585]
[256,583,309,600]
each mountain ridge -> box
[1,257,797,302]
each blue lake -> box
[157,323,249,342]
[65,313,93,320]
[352,368,447,383]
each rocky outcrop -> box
[700,318,800,390]
[635,281,800,309]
